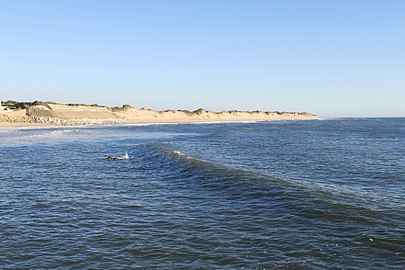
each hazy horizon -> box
[1,0,404,117]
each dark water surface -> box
[0,119,404,269]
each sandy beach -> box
[0,105,321,127]
[0,109,48,127]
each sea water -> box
[0,119,404,269]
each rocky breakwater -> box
[27,104,127,126]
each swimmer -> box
[106,153,132,160]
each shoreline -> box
[0,105,322,128]
[0,117,321,129]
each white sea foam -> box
[0,127,99,146]
[173,150,185,156]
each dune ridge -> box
[112,106,320,123]
[0,103,321,127]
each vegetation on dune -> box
[177,109,193,116]
[66,103,103,107]
[46,101,104,107]
[192,108,206,115]
[111,104,134,112]
[1,100,106,109]
[1,100,37,109]
[1,100,17,106]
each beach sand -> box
[0,109,49,127]
[0,106,321,127]
[114,107,321,123]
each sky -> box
[0,0,404,117]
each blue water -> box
[0,119,404,269]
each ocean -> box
[0,119,404,269]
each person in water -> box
[106,154,130,160]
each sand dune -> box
[112,106,321,123]
[0,104,321,127]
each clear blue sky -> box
[0,0,404,116]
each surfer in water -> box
[106,153,132,160]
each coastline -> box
[0,122,51,128]
[0,118,320,129]
[0,105,322,128]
